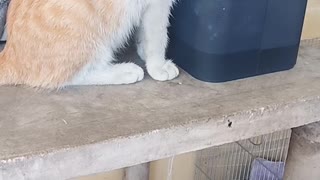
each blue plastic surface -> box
[167,0,308,82]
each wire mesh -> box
[300,38,320,48]
[194,129,291,180]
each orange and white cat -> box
[0,0,179,89]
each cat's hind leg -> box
[136,0,179,81]
[68,62,144,86]
[68,44,144,86]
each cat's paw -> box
[116,63,144,84]
[147,60,179,81]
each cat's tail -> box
[0,51,19,85]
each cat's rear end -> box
[0,0,110,88]
[0,0,179,89]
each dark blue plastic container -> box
[167,0,308,82]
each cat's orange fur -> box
[0,0,123,88]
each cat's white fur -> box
[69,0,179,86]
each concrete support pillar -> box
[284,122,320,180]
[124,163,149,180]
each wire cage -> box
[194,129,291,180]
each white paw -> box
[115,63,144,84]
[147,60,179,81]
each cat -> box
[0,0,179,89]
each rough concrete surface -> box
[0,41,320,180]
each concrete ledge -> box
[1,40,320,180]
